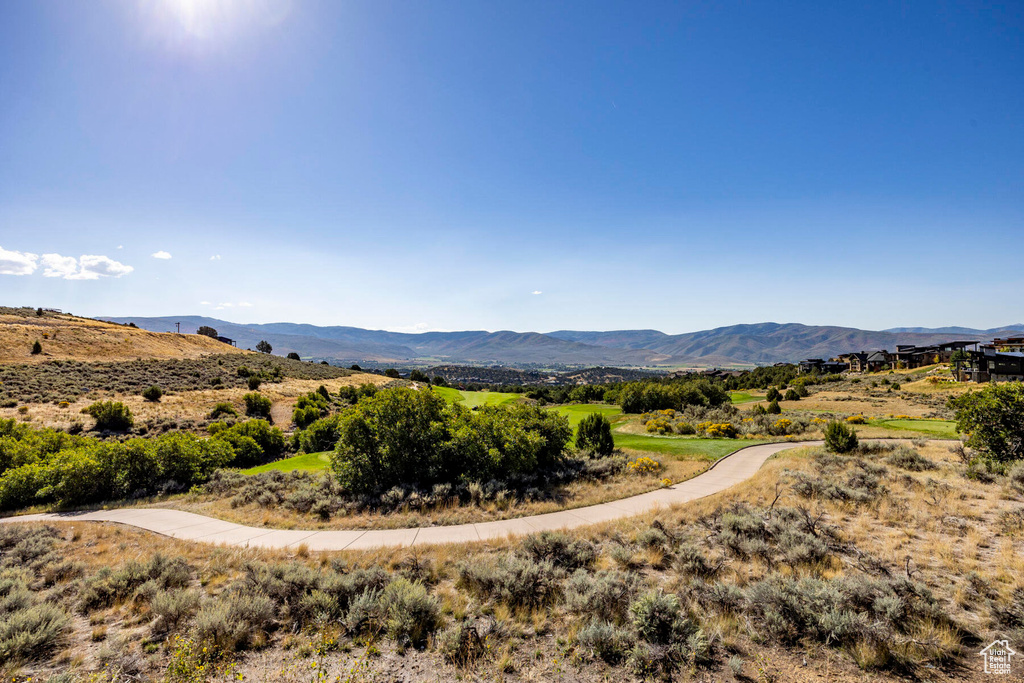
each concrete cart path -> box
[0,441,821,551]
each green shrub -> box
[458,555,561,608]
[83,401,133,431]
[331,388,570,494]
[142,385,163,402]
[379,578,441,647]
[577,619,631,663]
[208,402,237,419]
[949,382,1024,464]
[286,352,301,361]
[151,589,201,635]
[565,569,640,622]
[824,421,858,453]
[194,590,275,652]
[784,388,800,401]
[521,532,597,570]
[243,392,272,419]
[576,413,614,456]
[765,387,781,402]
[766,399,782,415]
[885,447,934,471]
[0,602,69,664]
[247,376,262,391]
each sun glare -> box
[138,0,292,47]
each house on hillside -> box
[865,351,893,372]
[847,352,869,373]
[216,336,236,346]
[993,337,1024,353]
[894,341,978,369]
[799,358,851,374]
[963,345,1024,383]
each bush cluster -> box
[617,379,729,414]
[331,388,572,494]
[0,418,282,510]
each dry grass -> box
[0,313,245,364]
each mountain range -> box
[101,316,1024,368]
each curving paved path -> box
[0,441,821,551]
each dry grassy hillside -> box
[0,311,247,363]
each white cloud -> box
[39,254,79,278]
[151,251,172,259]
[199,301,211,306]
[0,247,132,280]
[117,245,123,249]
[0,247,38,276]
[238,302,253,307]
[532,290,543,295]
[210,254,221,261]
[66,255,134,280]
[218,302,234,307]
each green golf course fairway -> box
[242,451,331,474]
[431,386,522,408]
[550,403,624,431]
[729,391,763,404]
[870,418,958,438]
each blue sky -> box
[1,1,1021,334]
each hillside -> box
[0,309,247,364]
[101,315,1024,367]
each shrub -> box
[846,414,867,424]
[30,341,42,355]
[437,620,487,665]
[194,590,276,651]
[886,447,935,471]
[1008,461,1024,494]
[247,375,262,391]
[765,387,781,402]
[766,399,782,414]
[142,385,163,402]
[255,340,272,354]
[0,602,69,664]
[458,555,561,608]
[243,392,272,419]
[286,352,301,361]
[576,413,614,456]
[784,388,800,401]
[84,401,133,431]
[208,402,237,419]
[824,421,858,454]
[577,620,631,663]
[197,326,218,338]
[565,569,640,622]
[630,591,688,645]
[521,532,597,570]
[627,457,660,475]
[151,589,201,635]
[379,578,441,647]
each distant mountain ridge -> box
[101,316,1024,367]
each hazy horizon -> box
[2,2,1022,332]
